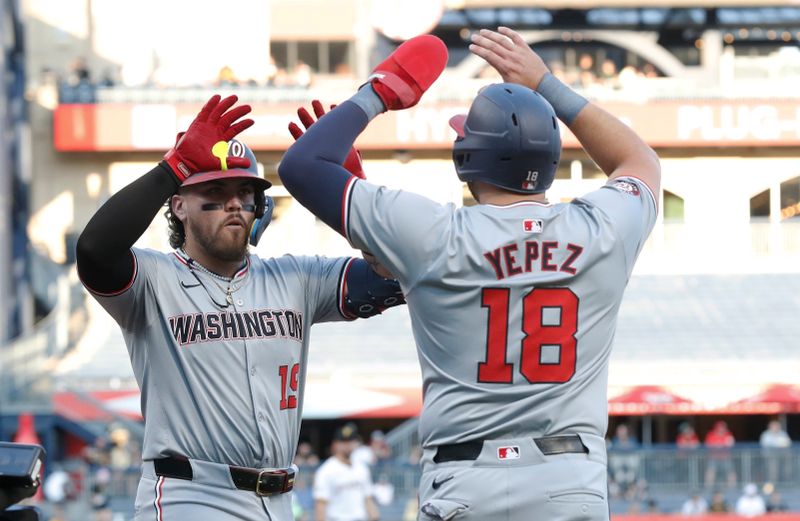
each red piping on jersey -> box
[340,176,358,240]
[338,257,357,320]
[173,252,189,266]
[233,257,251,279]
[81,250,138,296]
[154,476,164,521]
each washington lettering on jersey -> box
[169,308,304,346]
[483,240,584,280]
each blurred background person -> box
[608,423,641,500]
[759,419,792,485]
[708,490,730,513]
[680,490,708,516]
[704,420,737,490]
[734,483,766,518]
[313,423,379,521]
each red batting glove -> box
[288,100,366,180]
[163,94,254,182]
[367,35,448,111]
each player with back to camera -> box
[279,26,660,520]
[75,95,404,521]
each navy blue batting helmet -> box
[449,83,561,194]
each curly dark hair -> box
[164,198,185,249]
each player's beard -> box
[189,219,249,262]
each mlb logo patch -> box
[612,180,640,196]
[497,446,520,460]
[523,219,543,233]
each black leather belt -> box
[433,434,588,463]
[153,457,295,496]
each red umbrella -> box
[609,385,696,415]
[725,384,800,414]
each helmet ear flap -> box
[249,195,274,246]
[255,191,266,218]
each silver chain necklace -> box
[177,248,246,305]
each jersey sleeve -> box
[343,181,453,288]
[576,176,658,277]
[85,248,161,331]
[287,255,352,324]
[312,463,333,501]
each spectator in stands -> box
[641,63,659,78]
[617,64,642,90]
[577,53,596,89]
[292,61,313,89]
[266,56,279,86]
[353,430,393,470]
[313,423,379,521]
[98,66,119,87]
[295,440,321,467]
[759,419,792,485]
[66,56,91,86]
[704,420,737,490]
[83,436,111,470]
[90,482,112,521]
[33,66,59,110]
[608,423,641,499]
[108,426,133,474]
[676,422,700,449]
[766,489,789,513]
[43,465,73,521]
[292,473,313,521]
[681,490,709,516]
[735,483,766,517]
[407,444,421,466]
[372,473,395,507]
[599,58,619,89]
[216,65,239,87]
[709,490,730,513]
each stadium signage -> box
[54,99,800,151]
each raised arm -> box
[76,95,253,294]
[469,26,660,194]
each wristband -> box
[536,73,589,125]
[162,151,191,182]
[158,160,187,188]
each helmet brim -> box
[449,114,467,138]
[181,169,272,191]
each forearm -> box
[76,162,180,291]
[568,103,660,178]
[278,102,368,234]
[366,497,380,521]
[537,74,659,179]
[314,500,327,521]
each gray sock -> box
[348,85,386,121]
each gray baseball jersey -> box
[90,250,352,468]
[343,176,657,448]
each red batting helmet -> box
[181,139,271,192]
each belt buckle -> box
[255,470,274,497]
[254,469,296,496]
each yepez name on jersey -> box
[483,240,584,280]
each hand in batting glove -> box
[288,100,365,179]
[163,94,254,182]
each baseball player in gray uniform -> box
[75,95,404,521]
[280,27,660,521]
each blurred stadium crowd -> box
[3,0,800,520]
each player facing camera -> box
[0,442,45,521]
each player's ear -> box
[171,194,188,222]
